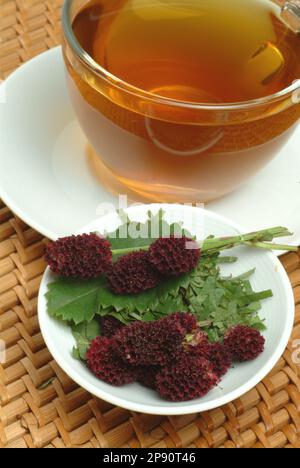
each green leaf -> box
[96,272,190,322]
[183,257,272,340]
[236,290,273,306]
[46,278,104,325]
[233,268,256,280]
[72,319,100,360]
[46,210,273,342]
[217,256,238,264]
[106,209,193,259]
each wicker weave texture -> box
[0,0,300,449]
[0,0,61,80]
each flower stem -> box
[111,246,149,255]
[197,320,213,328]
[111,226,297,256]
[201,227,297,253]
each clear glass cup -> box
[62,0,300,203]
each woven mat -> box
[1,0,300,449]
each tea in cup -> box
[63,0,300,202]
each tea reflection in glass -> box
[63,0,300,202]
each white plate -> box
[38,203,295,415]
[1,47,300,247]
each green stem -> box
[244,241,296,251]
[217,256,238,264]
[197,320,213,328]
[111,246,149,255]
[201,227,297,253]
[111,226,298,256]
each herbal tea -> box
[64,0,300,201]
[73,0,300,102]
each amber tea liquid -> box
[66,0,300,202]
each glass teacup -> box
[62,0,300,203]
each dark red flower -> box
[187,341,212,360]
[148,236,201,276]
[106,251,161,295]
[99,316,125,338]
[169,312,198,334]
[86,336,136,386]
[185,328,209,347]
[224,325,265,362]
[136,366,160,390]
[156,355,218,402]
[45,233,112,278]
[114,315,186,366]
[207,342,232,378]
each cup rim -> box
[62,0,300,111]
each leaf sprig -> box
[46,210,292,342]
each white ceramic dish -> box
[38,203,294,415]
[0,47,300,248]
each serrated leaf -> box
[106,209,193,259]
[46,279,103,325]
[96,271,191,322]
[72,319,101,360]
[46,210,272,343]
[72,347,81,360]
[96,280,159,312]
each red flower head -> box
[224,325,265,362]
[148,236,201,276]
[87,336,136,386]
[106,251,161,295]
[99,316,125,338]
[45,233,112,278]
[169,312,198,334]
[114,315,187,366]
[136,366,160,390]
[206,342,232,378]
[156,355,219,402]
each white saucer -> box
[38,204,295,415]
[1,46,300,245]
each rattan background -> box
[1,0,300,449]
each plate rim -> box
[0,46,62,241]
[38,203,295,415]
